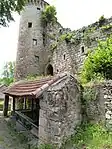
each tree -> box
[0,0,26,27]
[0,61,15,86]
[41,5,57,26]
[81,37,112,83]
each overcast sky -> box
[0,0,112,73]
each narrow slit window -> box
[37,7,40,10]
[43,33,46,46]
[81,46,84,53]
[33,39,37,46]
[64,54,66,60]
[28,22,32,28]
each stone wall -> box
[15,1,49,80]
[84,85,105,122]
[83,81,112,127]
[104,81,112,130]
[39,75,82,147]
[51,16,112,74]
[52,41,73,75]
[15,1,112,80]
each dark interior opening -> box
[81,46,85,53]
[46,64,53,76]
[15,98,40,128]
[28,22,32,28]
[64,54,65,60]
[37,7,40,10]
[43,32,46,46]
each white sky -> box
[0,0,112,73]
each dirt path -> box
[0,116,29,149]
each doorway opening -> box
[46,64,53,76]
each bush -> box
[38,144,53,149]
[59,33,74,43]
[61,123,112,149]
[81,37,112,83]
[41,5,57,26]
[99,15,105,26]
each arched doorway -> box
[46,64,53,76]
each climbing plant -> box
[41,5,57,26]
[81,36,112,83]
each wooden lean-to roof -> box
[4,74,67,98]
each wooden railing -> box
[15,111,39,130]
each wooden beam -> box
[36,98,40,126]
[24,97,27,109]
[13,97,15,113]
[31,98,34,119]
[3,95,9,117]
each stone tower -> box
[15,0,49,80]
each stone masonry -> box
[39,74,82,147]
[15,0,112,80]
[104,81,112,130]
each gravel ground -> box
[0,116,28,149]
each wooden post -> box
[31,98,34,119]
[3,95,9,117]
[24,97,27,109]
[13,97,15,113]
[36,98,40,126]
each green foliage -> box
[50,42,57,51]
[83,27,96,46]
[83,87,97,101]
[41,5,57,26]
[101,24,112,31]
[59,33,74,43]
[99,15,105,22]
[0,0,26,27]
[61,123,112,149]
[0,61,15,86]
[81,37,112,83]
[99,15,105,27]
[37,144,54,149]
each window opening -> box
[35,55,39,62]
[28,22,32,28]
[33,39,37,46]
[43,33,46,46]
[37,7,40,10]
[81,46,84,53]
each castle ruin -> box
[3,0,112,147]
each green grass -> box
[61,123,112,149]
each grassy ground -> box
[61,123,112,149]
[0,117,29,149]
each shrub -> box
[59,33,74,43]
[99,15,105,26]
[61,123,112,149]
[81,36,112,83]
[41,5,57,26]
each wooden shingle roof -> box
[4,74,67,98]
